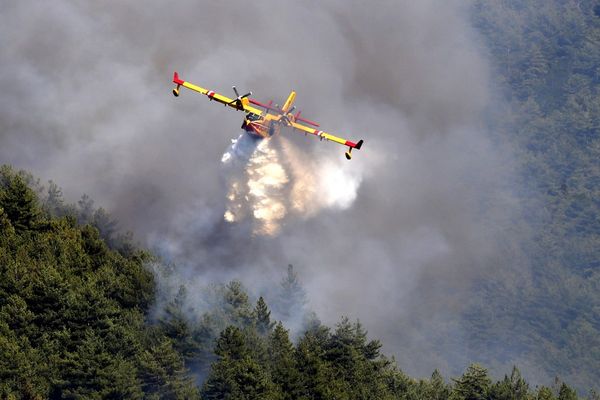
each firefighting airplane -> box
[172,72,364,159]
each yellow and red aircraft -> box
[172,72,364,159]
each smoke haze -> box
[0,0,520,379]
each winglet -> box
[344,139,364,160]
[173,71,184,85]
[172,72,184,97]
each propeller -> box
[281,106,297,125]
[229,86,252,109]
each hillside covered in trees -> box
[0,165,595,399]
[1,0,600,398]
[0,166,199,398]
[456,0,600,391]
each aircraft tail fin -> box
[281,91,296,113]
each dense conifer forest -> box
[462,0,600,392]
[1,0,600,398]
[0,164,595,399]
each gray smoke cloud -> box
[0,0,522,381]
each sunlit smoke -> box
[221,132,363,236]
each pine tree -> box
[202,326,281,399]
[137,338,200,399]
[159,286,202,364]
[558,383,577,400]
[325,317,382,367]
[295,327,341,399]
[43,180,66,217]
[224,280,254,327]
[0,173,40,232]
[255,296,275,336]
[92,207,118,245]
[428,369,451,400]
[275,264,307,322]
[451,364,492,400]
[536,386,557,400]
[77,193,95,225]
[268,323,303,399]
[489,366,530,400]
[214,326,249,361]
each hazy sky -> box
[0,1,521,378]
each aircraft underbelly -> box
[243,120,278,139]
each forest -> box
[1,0,600,398]
[461,0,600,392]
[0,164,594,399]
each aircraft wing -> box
[172,72,264,116]
[289,120,364,159]
[289,120,362,148]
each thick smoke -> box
[0,0,521,380]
